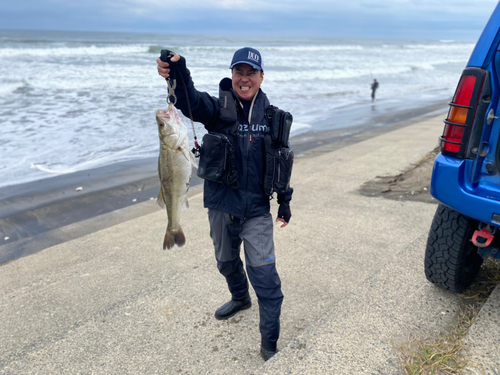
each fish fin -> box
[180,147,191,163]
[163,227,186,250]
[182,198,189,210]
[190,150,199,169]
[156,189,166,209]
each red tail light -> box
[440,69,486,157]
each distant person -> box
[157,48,294,361]
[371,79,379,101]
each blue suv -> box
[425,3,500,293]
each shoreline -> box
[0,100,448,265]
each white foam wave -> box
[179,42,474,54]
[290,122,312,136]
[0,44,149,58]
[177,44,365,54]
[267,64,432,82]
[404,43,475,50]
[0,80,27,96]
[28,145,144,177]
[30,163,77,175]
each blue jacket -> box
[174,76,274,219]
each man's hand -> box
[156,54,180,79]
[276,203,291,228]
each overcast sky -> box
[2,0,499,40]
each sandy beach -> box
[0,100,447,265]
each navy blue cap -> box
[230,47,264,71]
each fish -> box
[155,103,198,250]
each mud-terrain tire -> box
[425,204,483,293]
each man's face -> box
[231,63,264,101]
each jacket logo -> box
[248,51,259,63]
[238,124,270,133]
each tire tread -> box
[424,204,483,293]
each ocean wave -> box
[0,44,149,58]
[30,163,77,175]
[267,64,432,82]
[159,44,366,54]
[289,121,312,136]
[28,145,146,177]
[403,43,475,50]
[0,79,29,97]
[148,45,180,54]
[0,38,58,44]
[0,31,474,190]
[262,45,364,51]
[169,42,475,55]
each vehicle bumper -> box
[430,153,500,227]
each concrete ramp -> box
[1,115,498,374]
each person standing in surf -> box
[371,78,379,101]
[156,47,293,361]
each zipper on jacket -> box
[243,91,258,219]
[277,149,281,182]
[221,134,228,171]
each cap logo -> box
[248,51,260,63]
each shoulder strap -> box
[266,105,277,120]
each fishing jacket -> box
[173,75,289,220]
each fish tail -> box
[163,227,186,250]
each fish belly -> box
[159,143,192,232]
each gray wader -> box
[208,208,284,351]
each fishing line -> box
[162,50,200,157]
[173,65,200,156]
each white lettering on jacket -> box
[238,124,270,133]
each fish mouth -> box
[156,109,171,118]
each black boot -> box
[214,293,251,320]
[260,345,278,361]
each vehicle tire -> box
[424,204,483,293]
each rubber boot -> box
[260,345,278,361]
[214,293,251,320]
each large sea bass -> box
[155,103,197,250]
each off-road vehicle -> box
[425,3,500,293]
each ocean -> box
[0,29,475,189]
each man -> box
[156,47,293,361]
[371,78,379,102]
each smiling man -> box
[230,49,264,101]
[156,47,294,361]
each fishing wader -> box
[208,208,284,354]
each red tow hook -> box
[472,227,495,248]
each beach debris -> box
[76,187,83,192]
[4,237,9,241]
[155,103,198,250]
[132,198,137,202]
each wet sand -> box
[0,100,448,264]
